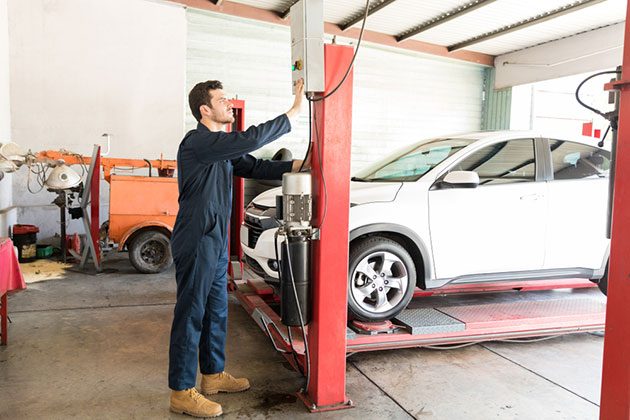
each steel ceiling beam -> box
[447,0,605,52]
[279,1,301,19]
[396,0,497,43]
[338,0,398,31]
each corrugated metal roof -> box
[226,0,626,56]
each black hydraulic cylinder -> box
[275,195,283,220]
[280,235,311,326]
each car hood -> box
[250,181,402,208]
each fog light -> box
[268,260,279,272]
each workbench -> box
[0,237,26,345]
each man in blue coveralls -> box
[169,79,306,417]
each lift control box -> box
[290,0,324,94]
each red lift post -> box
[599,1,630,417]
[229,100,246,280]
[301,43,354,411]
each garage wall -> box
[186,9,486,202]
[482,68,511,130]
[7,0,187,241]
[8,0,187,157]
[0,0,16,238]
[510,71,613,141]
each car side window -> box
[451,139,536,185]
[549,139,610,180]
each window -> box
[451,139,536,185]
[352,138,475,182]
[549,140,610,180]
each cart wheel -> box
[348,237,416,322]
[129,230,173,274]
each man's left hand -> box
[292,152,311,172]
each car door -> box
[428,138,547,280]
[543,139,610,270]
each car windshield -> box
[352,138,476,182]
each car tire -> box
[598,264,608,296]
[129,230,173,274]
[348,237,416,322]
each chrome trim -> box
[431,268,596,288]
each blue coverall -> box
[168,114,293,390]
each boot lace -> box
[187,388,204,403]
[219,372,233,380]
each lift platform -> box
[233,275,605,362]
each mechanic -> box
[169,78,306,418]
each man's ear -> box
[200,104,211,117]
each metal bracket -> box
[79,144,101,272]
[253,308,289,354]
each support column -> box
[304,43,353,411]
[91,150,101,265]
[600,1,630,418]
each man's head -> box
[189,80,235,125]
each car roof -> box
[446,130,607,149]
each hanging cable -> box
[284,239,311,393]
[298,100,312,172]
[312,102,328,227]
[287,328,305,375]
[307,0,370,103]
[575,69,621,120]
[298,0,370,226]
[598,125,611,148]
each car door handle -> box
[520,193,542,201]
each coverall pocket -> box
[203,213,218,236]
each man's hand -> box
[292,150,311,172]
[286,79,305,120]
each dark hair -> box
[189,80,223,122]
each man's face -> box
[205,89,234,125]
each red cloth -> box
[0,238,26,296]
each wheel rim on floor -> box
[350,251,409,314]
[140,239,167,265]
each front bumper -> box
[240,224,281,279]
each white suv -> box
[241,131,611,321]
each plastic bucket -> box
[12,224,39,263]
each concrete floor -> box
[0,254,603,419]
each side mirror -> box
[442,171,479,188]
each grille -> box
[244,255,266,277]
[245,222,264,248]
[244,210,280,249]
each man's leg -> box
[168,250,217,391]
[199,245,250,395]
[168,230,224,418]
[199,246,228,375]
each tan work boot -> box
[201,371,251,395]
[170,388,223,418]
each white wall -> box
[511,71,613,144]
[0,0,15,238]
[0,0,9,142]
[7,0,187,241]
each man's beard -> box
[222,115,235,124]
